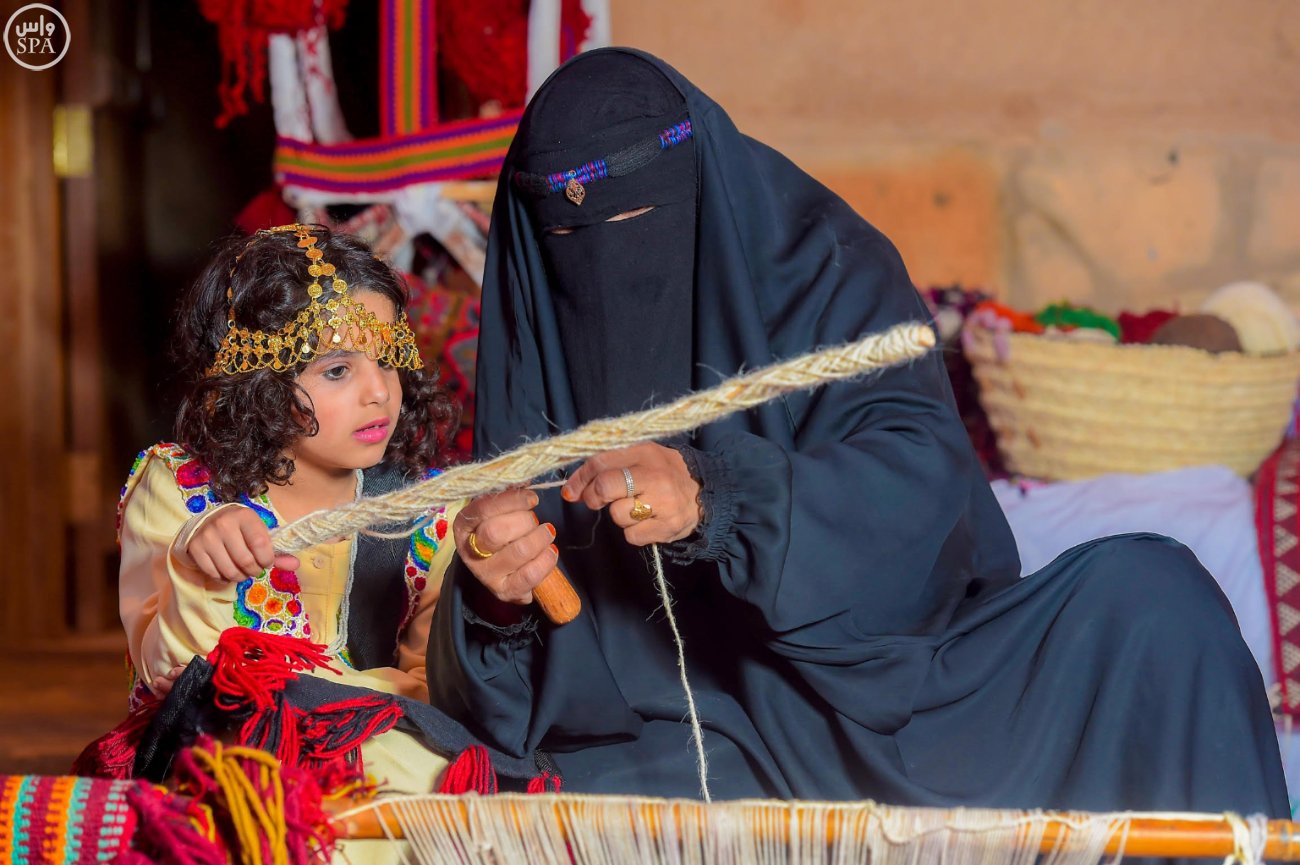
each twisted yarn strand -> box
[271,322,935,553]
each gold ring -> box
[466,531,494,559]
[629,498,654,521]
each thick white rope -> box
[270,322,935,552]
[279,322,932,806]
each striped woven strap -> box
[0,775,136,865]
[274,110,522,197]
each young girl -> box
[117,224,462,793]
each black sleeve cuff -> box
[462,604,540,647]
[665,444,737,564]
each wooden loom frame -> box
[330,795,1300,861]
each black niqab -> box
[516,54,696,421]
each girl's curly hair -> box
[172,226,458,502]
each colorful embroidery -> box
[115,449,149,541]
[516,119,696,197]
[544,159,610,194]
[118,443,311,642]
[116,443,219,540]
[231,541,310,640]
[120,443,447,680]
[150,443,221,514]
[400,468,448,630]
[229,491,310,639]
[659,119,692,148]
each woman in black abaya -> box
[428,48,1288,815]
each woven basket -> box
[963,326,1300,480]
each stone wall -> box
[610,0,1300,315]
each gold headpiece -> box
[206,225,424,376]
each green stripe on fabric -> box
[402,0,415,133]
[278,139,513,176]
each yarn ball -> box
[1201,281,1300,354]
[1034,303,1121,341]
[1117,309,1179,344]
[1149,313,1243,354]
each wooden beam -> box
[0,49,69,644]
[60,0,111,634]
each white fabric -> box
[391,185,487,285]
[268,26,351,146]
[298,26,351,144]
[268,33,312,141]
[526,0,562,102]
[580,0,611,51]
[992,466,1300,810]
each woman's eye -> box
[606,205,655,223]
[322,365,348,380]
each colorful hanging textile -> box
[1255,439,1300,716]
[382,0,439,136]
[274,110,523,196]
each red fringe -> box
[165,736,337,865]
[301,695,403,762]
[437,745,498,795]
[526,772,562,794]
[70,698,159,779]
[207,627,336,713]
[237,697,306,765]
[209,631,407,782]
[196,0,349,128]
[126,780,226,865]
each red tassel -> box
[300,695,404,761]
[526,772,562,794]
[278,764,337,865]
[127,781,226,865]
[311,755,370,796]
[237,698,305,765]
[163,736,339,865]
[207,627,336,713]
[197,0,348,127]
[437,745,498,795]
[71,698,160,779]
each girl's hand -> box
[453,488,557,605]
[174,505,300,582]
[151,664,185,697]
[562,443,702,546]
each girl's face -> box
[288,289,404,479]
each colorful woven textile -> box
[274,110,522,196]
[382,0,439,136]
[0,775,136,865]
[1256,439,1300,716]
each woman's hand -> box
[562,443,701,546]
[454,488,557,605]
[174,506,300,582]
[151,664,186,697]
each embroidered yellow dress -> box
[117,443,458,795]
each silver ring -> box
[622,467,637,498]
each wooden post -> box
[60,0,112,635]
[0,26,69,645]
